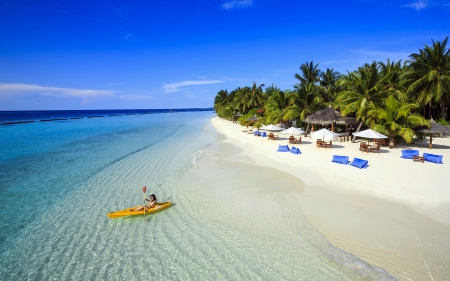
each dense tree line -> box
[214,38,450,144]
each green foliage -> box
[336,61,392,121]
[436,118,450,126]
[212,38,449,134]
[369,95,429,143]
[405,37,450,119]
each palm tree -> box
[379,59,407,101]
[286,82,325,134]
[405,37,450,119]
[335,61,392,141]
[295,61,321,85]
[214,89,230,114]
[319,68,341,102]
[233,82,265,114]
[264,87,292,127]
[368,95,429,146]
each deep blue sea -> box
[0,110,394,280]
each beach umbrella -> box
[246,115,259,122]
[304,105,358,133]
[414,118,450,149]
[280,127,305,136]
[233,112,244,117]
[352,129,387,139]
[260,124,283,131]
[310,128,339,141]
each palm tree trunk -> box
[441,101,447,120]
[305,123,310,137]
[351,121,363,142]
[429,101,432,119]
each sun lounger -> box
[277,145,290,152]
[254,131,261,136]
[261,132,267,137]
[400,150,419,159]
[290,146,301,154]
[423,153,443,164]
[332,155,349,165]
[350,157,369,169]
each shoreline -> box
[211,117,450,281]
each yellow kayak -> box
[107,202,172,218]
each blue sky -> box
[0,0,449,110]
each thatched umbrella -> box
[246,115,258,122]
[414,118,450,149]
[232,112,244,122]
[304,105,356,132]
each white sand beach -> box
[211,117,450,281]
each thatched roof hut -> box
[414,118,450,149]
[304,105,357,131]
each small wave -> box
[191,150,204,165]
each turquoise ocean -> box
[0,111,396,280]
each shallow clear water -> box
[0,112,395,280]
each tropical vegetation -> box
[213,38,450,146]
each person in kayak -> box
[131,194,157,211]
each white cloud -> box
[402,0,429,10]
[122,29,134,41]
[351,49,411,61]
[119,94,153,101]
[162,80,224,93]
[0,83,115,98]
[221,0,253,10]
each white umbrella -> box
[310,128,339,140]
[280,127,305,136]
[261,124,283,131]
[352,129,387,139]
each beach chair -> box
[261,132,267,137]
[359,142,368,152]
[277,145,290,152]
[400,150,419,159]
[323,140,332,148]
[423,153,443,164]
[332,155,349,165]
[370,143,381,153]
[292,137,302,144]
[316,139,324,147]
[290,146,301,154]
[375,138,388,146]
[350,157,369,169]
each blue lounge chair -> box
[350,157,369,169]
[261,132,267,137]
[332,155,349,165]
[290,146,301,154]
[277,145,290,152]
[254,131,261,136]
[423,153,443,164]
[400,150,419,159]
